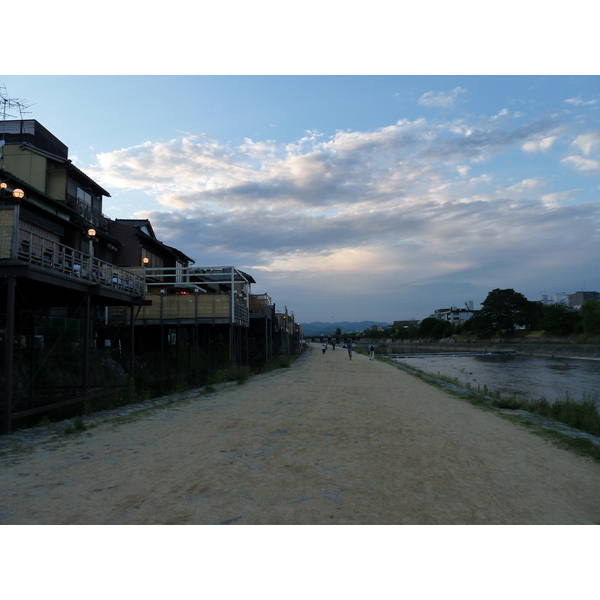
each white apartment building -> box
[429,301,477,323]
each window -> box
[76,186,92,206]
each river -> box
[386,353,600,406]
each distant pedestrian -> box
[347,341,353,360]
[322,341,327,355]
[368,343,375,361]
[332,339,336,351]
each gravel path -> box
[1,344,599,524]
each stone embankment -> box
[361,339,600,360]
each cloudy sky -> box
[4,8,599,325]
[3,75,599,323]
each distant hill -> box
[300,321,389,337]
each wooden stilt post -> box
[2,277,16,434]
[82,294,90,399]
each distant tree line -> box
[362,289,600,341]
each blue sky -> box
[3,9,600,325]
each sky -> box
[3,7,600,326]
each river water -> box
[386,353,600,406]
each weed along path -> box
[1,344,600,525]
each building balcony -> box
[109,291,249,327]
[0,224,145,298]
[107,266,253,327]
[249,293,272,313]
[65,193,111,232]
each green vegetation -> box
[361,291,599,342]
[209,365,252,385]
[491,395,600,437]
[482,288,541,332]
[581,300,600,335]
[539,303,582,336]
[417,317,453,340]
[462,295,599,340]
[62,415,87,435]
[257,355,293,372]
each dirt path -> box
[1,344,599,524]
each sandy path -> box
[1,344,599,524]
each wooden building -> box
[0,120,145,433]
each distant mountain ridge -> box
[300,321,389,336]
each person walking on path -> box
[332,339,336,351]
[368,343,375,361]
[322,341,327,355]
[347,340,353,360]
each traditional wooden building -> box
[0,120,145,433]
[248,293,276,367]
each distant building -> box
[552,293,569,305]
[541,293,569,306]
[429,301,478,323]
[568,291,600,308]
[394,319,420,329]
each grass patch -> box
[61,415,87,435]
[256,355,292,373]
[253,348,307,375]
[209,365,252,385]
[492,394,600,438]
[36,415,53,428]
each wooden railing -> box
[12,228,145,296]
[250,294,272,314]
[110,292,249,326]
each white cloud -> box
[522,135,556,153]
[561,155,600,172]
[502,178,545,197]
[491,108,509,119]
[417,86,466,108]
[564,96,597,106]
[572,131,600,155]
[468,173,493,185]
[540,190,578,207]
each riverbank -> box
[362,339,600,360]
[1,343,599,524]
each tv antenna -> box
[1,85,34,167]
[1,85,33,119]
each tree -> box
[396,324,419,340]
[580,300,600,335]
[463,312,494,338]
[416,317,453,339]
[479,288,539,334]
[539,304,582,336]
[418,317,440,338]
[334,328,342,337]
[431,320,453,339]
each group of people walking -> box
[320,340,376,361]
